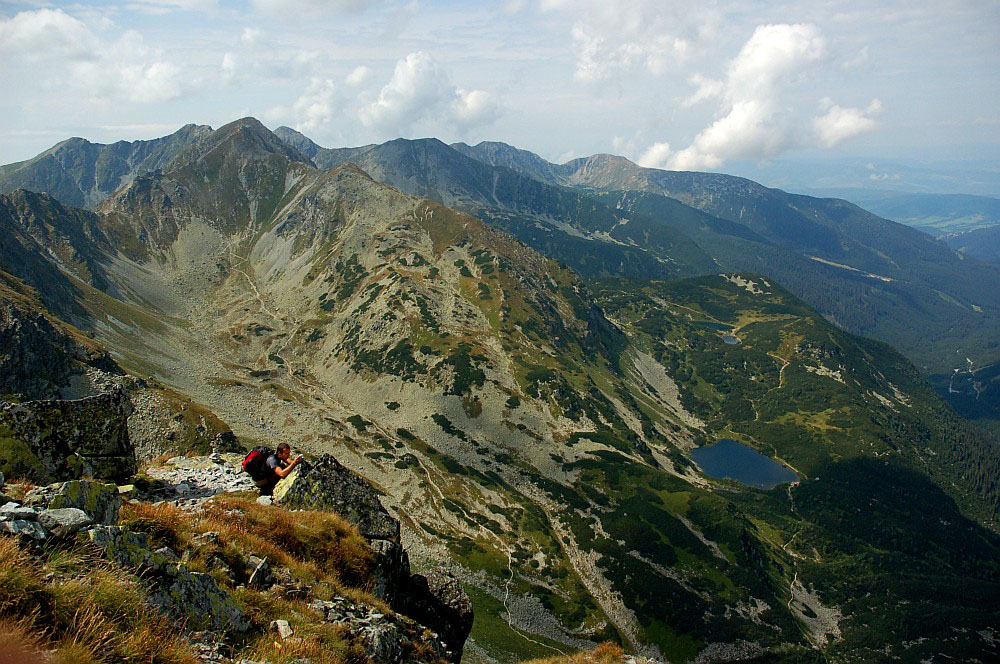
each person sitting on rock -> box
[253,443,304,495]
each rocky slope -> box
[1,448,469,663]
[0,124,210,210]
[1,118,999,662]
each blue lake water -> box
[722,335,740,345]
[690,439,798,490]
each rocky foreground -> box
[0,448,473,664]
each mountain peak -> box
[273,126,320,158]
[167,117,316,172]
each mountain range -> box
[2,118,1000,662]
[268,126,1000,430]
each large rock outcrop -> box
[0,387,136,482]
[274,453,473,661]
[273,454,399,541]
[0,300,78,400]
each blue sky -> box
[1,0,998,192]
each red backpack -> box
[242,446,274,476]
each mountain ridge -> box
[1,119,1000,661]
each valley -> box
[2,118,1000,663]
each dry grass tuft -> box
[0,535,198,664]
[118,501,190,550]
[525,642,625,664]
[201,494,375,593]
[0,616,49,664]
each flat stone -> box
[269,619,294,640]
[255,495,273,506]
[39,507,92,536]
[1,502,39,521]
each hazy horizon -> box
[2,0,998,195]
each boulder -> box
[39,507,92,536]
[0,387,136,483]
[88,525,249,634]
[0,501,39,521]
[0,519,48,540]
[397,570,473,663]
[270,619,294,641]
[273,454,399,541]
[247,555,275,590]
[146,564,250,634]
[25,480,120,525]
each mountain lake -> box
[691,439,798,490]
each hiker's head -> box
[277,442,291,460]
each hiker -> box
[244,443,305,495]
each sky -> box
[1,0,998,192]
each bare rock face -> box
[0,301,76,400]
[0,387,136,483]
[273,454,399,541]
[398,570,474,663]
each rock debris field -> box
[141,452,259,509]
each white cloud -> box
[0,10,185,104]
[0,9,98,61]
[291,78,339,131]
[221,52,238,84]
[251,0,376,16]
[637,142,672,169]
[682,73,722,107]
[541,0,718,81]
[451,89,501,130]
[665,23,830,170]
[842,45,870,70]
[124,0,218,15]
[813,98,882,147]
[71,29,184,103]
[360,52,500,137]
[241,27,262,45]
[345,65,370,86]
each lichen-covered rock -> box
[89,525,163,569]
[0,470,5,493]
[0,519,48,540]
[397,570,473,663]
[39,507,92,536]
[147,564,250,634]
[89,525,249,634]
[25,480,120,525]
[0,387,136,482]
[273,454,400,542]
